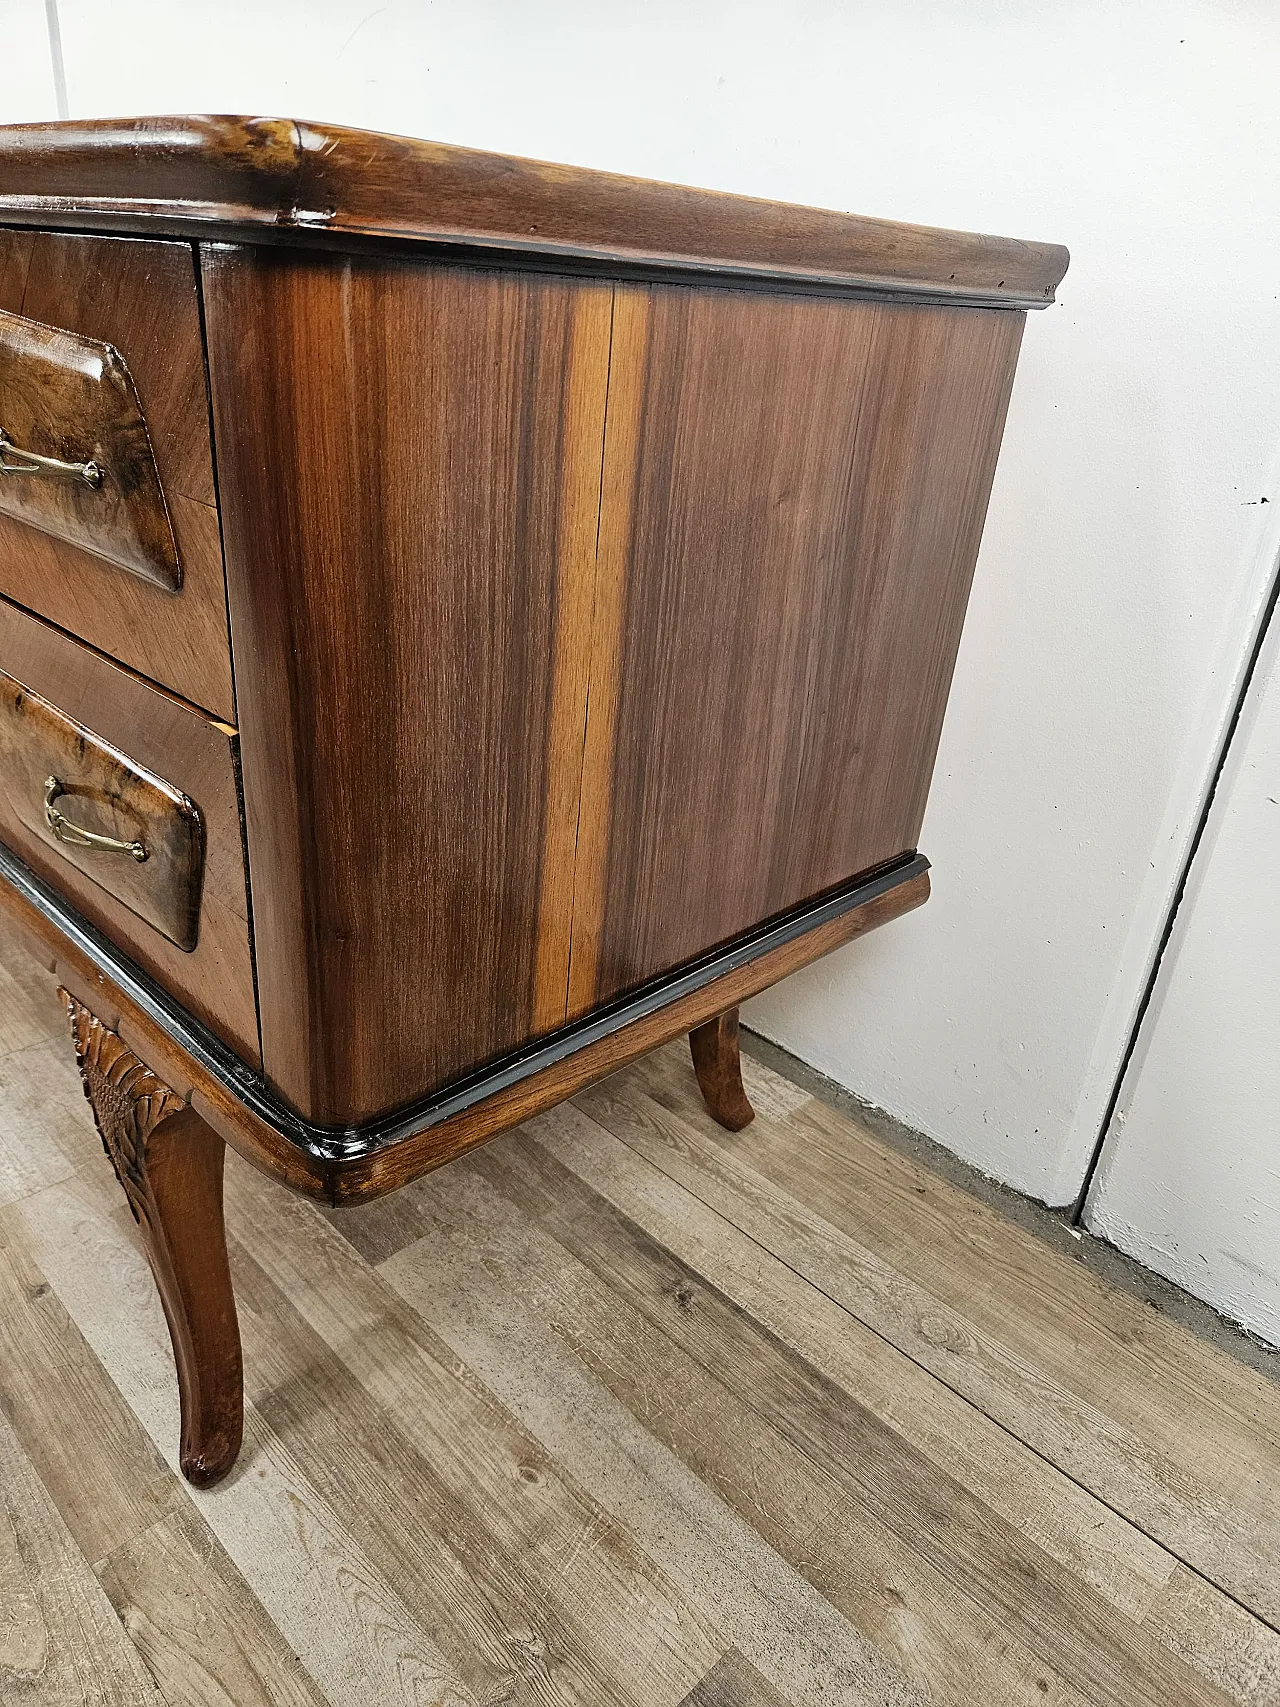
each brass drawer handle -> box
[0,428,103,488]
[44,776,148,862]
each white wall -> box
[5,2,60,120]
[1085,603,1280,1348]
[10,1,1280,1207]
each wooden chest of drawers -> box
[0,115,1066,1483]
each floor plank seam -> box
[741,1028,1280,1383]
[594,1094,1280,1646]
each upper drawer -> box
[0,230,234,721]
[0,304,181,587]
[0,596,257,1065]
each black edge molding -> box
[0,836,927,1163]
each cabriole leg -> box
[60,990,243,1487]
[688,1006,756,1132]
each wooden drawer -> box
[0,229,233,720]
[0,597,257,1062]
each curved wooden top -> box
[0,116,1068,308]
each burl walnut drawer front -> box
[0,230,233,720]
[0,673,204,951]
[0,304,181,589]
[0,597,257,1061]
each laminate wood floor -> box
[0,922,1278,1706]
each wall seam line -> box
[1072,530,1280,1222]
[44,0,69,119]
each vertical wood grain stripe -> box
[566,285,651,1019]
[532,284,615,1033]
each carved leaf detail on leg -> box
[61,989,187,1223]
[58,988,244,1486]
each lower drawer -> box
[0,598,258,1063]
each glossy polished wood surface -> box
[582,284,1023,1007]
[0,599,256,1061]
[0,304,181,587]
[0,670,205,950]
[61,990,243,1487]
[204,241,1019,1124]
[689,1008,756,1132]
[204,247,617,1121]
[0,116,1070,309]
[329,870,930,1203]
[1,834,927,1204]
[0,116,1069,1493]
[0,230,232,719]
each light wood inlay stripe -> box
[532,283,615,1033]
[566,286,651,1020]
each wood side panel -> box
[0,232,233,720]
[205,246,1019,1122]
[586,286,1023,1006]
[202,246,613,1122]
[0,599,257,1061]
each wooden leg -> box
[688,1007,755,1131]
[60,990,243,1487]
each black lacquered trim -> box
[0,839,927,1162]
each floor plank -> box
[0,929,1277,1707]
[96,1504,330,1707]
[0,1404,166,1706]
[15,1170,483,1707]
[679,1649,795,1706]
[566,1070,1280,1701]
[460,1131,1245,1707]
[557,1090,1176,1620]
[226,1173,723,1707]
[0,1039,97,1210]
[631,1044,1280,1619]
[0,1214,181,1570]
[536,1094,1280,1701]
[390,1152,1097,1707]
[0,938,64,1059]
[376,1166,930,1707]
